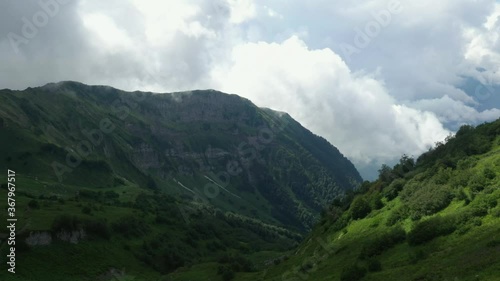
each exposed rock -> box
[96,267,126,281]
[25,229,87,246]
[25,231,52,246]
[132,143,161,170]
[56,229,86,244]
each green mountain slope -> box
[0,81,361,231]
[246,120,500,281]
[0,81,362,280]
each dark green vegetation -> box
[1,81,499,281]
[241,120,500,281]
[0,82,361,280]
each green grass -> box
[0,173,300,280]
[248,128,500,281]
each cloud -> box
[226,0,257,24]
[210,36,450,168]
[410,95,500,125]
[463,2,500,85]
[1,0,499,179]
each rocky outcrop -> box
[56,229,86,244]
[132,143,161,170]
[25,229,86,246]
[25,231,52,246]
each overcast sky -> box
[1,0,499,179]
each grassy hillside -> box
[0,81,361,231]
[0,173,303,281]
[245,120,500,281]
[0,82,362,280]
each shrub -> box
[456,188,467,201]
[367,259,382,272]
[469,174,486,193]
[217,253,255,272]
[383,179,405,201]
[407,216,456,246]
[471,217,482,226]
[112,215,149,238]
[350,197,371,220]
[386,205,409,226]
[146,175,158,190]
[360,226,406,258]
[433,167,452,184]
[402,184,453,220]
[331,213,350,232]
[79,190,100,199]
[450,170,472,188]
[51,215,83,233]
[161,249,185,273]
[16,239,30,253]
[457,157,477,170]
[113,177,126,186]
[483,167,496,180]
[454,210,473,225]
[104,191,119,200]
[369,194,384,210]
[464,197,471,206]
[408,249,426,264]
[486,240,500,248]
[340,264,366,281]
[219,266,235,281]
[82,206,92,215]
[28,199,40,209]
[85,220,111,240]
[493,208,500,218]
[467,196,497,217]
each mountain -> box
[0,81,361,231]
[245,119,500,281]
[0,81,361,280]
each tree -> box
[82,206,92,215]
[146,175,158,190]
[378,164,395,183]
[350,197,371,220]
[456,124,474,137]
[393,154,415,177]
[369,194,384,210]
[483,167,496,180]
[340,264,366,281]
[28,199,40,209]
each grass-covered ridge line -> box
[248,119,500,281]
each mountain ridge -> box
[0,81,362,231]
